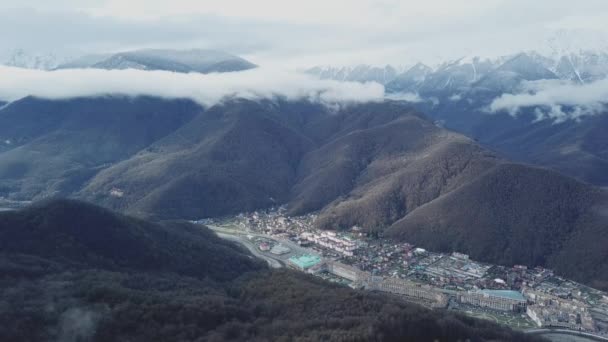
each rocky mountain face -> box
[0,96,607,290]
[543,50,608,83]
[0,200,542,341]
[309,49,608,91]
[385,62,433,92]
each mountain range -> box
[307,49,608,187]
[308,49,608,88]
[0,199,542,341]
[2,48,257,74]
[0,96,607,290]
[57,49,257,73]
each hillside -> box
[79,101,461,218]
[416,96,608,188]
[0,200,542,341]
[1,97,607,290]
[385,164,608,290]
[292,107,608,290]
[79,99,325,219]
[0,96,201,199]
[0,199,262,280]
[472,111,608,187]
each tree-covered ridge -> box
[0,200,545,341]
[0,199,264,281]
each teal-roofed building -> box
[480,290,526,302]
[288,254,322,271]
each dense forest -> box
[0,200,545,341]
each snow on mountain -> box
[415,56,507,95]
[534,50,608,84]
[543,29,608,58]
[56,54,113,69]
[309,49,608,95]
[473,53,559,93]
[385,63,432,92]
[529,30,608,83]
[2,49,65,70]
[57,49,257,74]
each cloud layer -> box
[489,78,608,121]
[2,1,608,67]
[0,66,385,107]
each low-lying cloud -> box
[384,92,423,103]
[490,78,608,121]
[0,66,385,107]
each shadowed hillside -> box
[0,199,262,280]
[0,96,201,200]
[386,164,608,290]
[0,200,544,341]
[80,99,326,218]
[473,111,608,187]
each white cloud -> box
[384,92,423,103]
[489,78,608,121]
[0,66,385,107]
[449,94,462,101]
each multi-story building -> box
[300,231,359,256]
[366,276,448,308]
[524,289,596,332]
[458,290,527,312]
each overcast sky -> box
[2,0,608,67]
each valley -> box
[203,207,608,337]
[1,97,606,293]
[3,3,608,341]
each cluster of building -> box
[287,256,448,308]
[524,289,597,331]
[458,290,527,312]
[366,276,448,308]
[300,231,359,256]
[424,252,491,283]
[212,209,608,336]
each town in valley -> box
[198,207,608,338]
